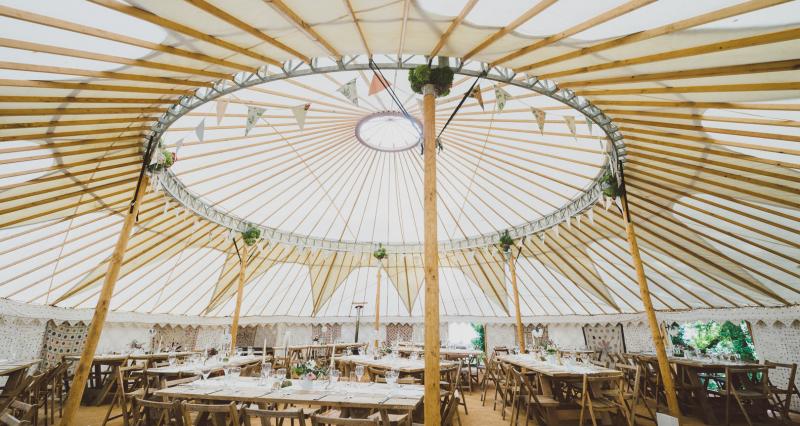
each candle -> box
[262,335,267,363]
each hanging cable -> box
[130,133,158,214]
[437,72,485,141]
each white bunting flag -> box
[468,85,484,110]
[540,232,546,243]
[494,85,511,112]
[566,217,572,230]
[565,116,577,139]
[195,119,205,143]
[245,106,266,136]
[216,99,229,125]
[587,118,593,135]
[531,107,546,135]
[337,78,359,105]
[291,103,311,130]
[552,223,559,238]
[576,214,582,228]
[174,138,184,155]
[588,208,594,224]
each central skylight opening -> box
[355,111,423,152]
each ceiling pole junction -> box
[617,161,681,419]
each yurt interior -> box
[0,0,799,425]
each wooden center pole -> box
[508,250,526,352]
[422,83,441,426]
[374,264,381,350]
[230,243,248,356]
[620,192,681,419]
[60,176,149,426]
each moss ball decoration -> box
[408,65,454,98]
[373,244,387,261]
[241,226,261,246]
[498,230,514,253]
[599,171,619,199]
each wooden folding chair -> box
[310,415,379,426]
[509,368,558,426]
[764,360,799,422]
[577,373,630,426]
[616,363,655,426]
[131,397,182,426]
[181,401,240,426]
[0,413,31,426]
[103,363,146,426]
[242,405,312,426]
[719,366,772,426]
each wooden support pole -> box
[229,242,248,356]
[508,250,526,352]
[374,264,381,349]
[60,176,149,426]
[422,83,441,426]
[620,190,682,419]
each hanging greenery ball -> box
[147,150,176,173]
[498,230,513,253]
[241,226,261,246]
[599,171,619,199]
[373,244,387,260]
[408,65,454,98]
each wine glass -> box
[168,351,177,367]
[329,369,340,388]
[276,368,287,380]
[385,369,398,386]
[200,364,212,383]
[355,365,365,383]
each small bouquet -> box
[292,360,328,380]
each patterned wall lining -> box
[40,321,88,369]
[583,323,625,359]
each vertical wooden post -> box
[621,192,681,418]
[374,264,381,350]
[422,83,441,426]
[508,250,526,352]
[60,176,149,426]
[230,243,248,356]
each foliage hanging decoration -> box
[241,225,261,246]
[499,230,514,253]
[599,171,619,199]
[408,65,454,98]
[147,149,176,173]
[373,244,387,261]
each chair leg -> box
[725,393,731,426]
[734,393,754,426]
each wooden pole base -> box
[508,251,526,352]
[422,83,441,426]
[60,176,149,426]
[374,265,381,350]
[229,243,248,356]
[621,195,681,419]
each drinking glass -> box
[247,347,254,357]
[261,362,272,378]
[276,368,287,380]
[200,364,212,382]
[329,369,340,388]
[385,369,398,386]
[229,366,241,380]
[354,365,364,383]
[167,351,177,367]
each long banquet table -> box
[145,355,262,389]
[498,354,621,426]
[155,376,422,425]
[337,354,457,375]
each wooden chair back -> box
[242,406,308,426]
[578,373,630,426]
[723,365,772,426]
[764,360,799,420]
[509,368,550,426]
[310,415,378,425]
[180,401,240,426]
[131,397,182,426]
[0,413,30,426]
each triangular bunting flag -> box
[576,214,582,228]
[565,116,577,139]
[468,85,484,110]
[494,85,511,112]
[337,78,358,105]
[291,103,311,130]
[174,138,184,155]
[553,223,559,238]
[368,73,390,96]
[566,217,572,230]
[416,98,424,113]
[245,106,266,136]
[531,107,546,135]
[195,119,205,143]
[216,99,229,125]
[588,208,594,224]
[587,118,593,135]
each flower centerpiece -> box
[291,360,327,388]
[408,64,454,97]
